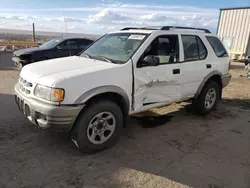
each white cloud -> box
[0,3,219,34]
[139,14,169,22]
[87,9,129,24]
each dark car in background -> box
[12,37,94,69]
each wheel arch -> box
[195,71,223,99]
[74,86,130,125]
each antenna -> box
[62,12,72,56]
[62,12,68,37]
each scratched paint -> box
[132,60,201,111]
[134,72,182,110]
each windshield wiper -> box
[81,52,92,59]
[95,56,118,64]
[96,56,112,63]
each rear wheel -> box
[193,81,221,114]
[71,100,123,153]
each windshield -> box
[80,33,148,64]
[39,39,62,49]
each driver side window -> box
[142,35,179,65]
[58,40,78,50]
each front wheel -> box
[71,100,123,153]
[193,81,221,114]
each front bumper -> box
[221,73,231,88]
[12,57,30,68]
[14,84,83,132]
[12,57,24,67]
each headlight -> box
[34,84,64,102]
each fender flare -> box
[74,85,130,109]
[194,70,222,99]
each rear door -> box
[179,35,209,98]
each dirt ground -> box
[0,52,250,188]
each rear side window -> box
[206,36,228,57]
[182,35,207,61]
[197,37,207,59]
[77,39,93,49]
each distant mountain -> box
[0,28,100,40]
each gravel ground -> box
[0,52,250,188]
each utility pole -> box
[32,23,36,42]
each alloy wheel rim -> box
[87,112,116,145]
[205,88,217,109]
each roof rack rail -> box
[161,26,211,33]
[121,26,211,33]
[121,27,141,31]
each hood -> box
[14,47,45,56]
[20,56,119,86]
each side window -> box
[197,37,207,60]
[206,36,228,57]
[77,39,93,49]
[182,35,207,61]
[143,35,179,65]
[85,39,94,46]
[58,40,77,50]
[67,40,78,50]
[57,40,67,49]
[182,35,199,61]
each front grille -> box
[18,77,34,95]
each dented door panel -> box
[133,65,182,111]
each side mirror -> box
[142,55,160,67]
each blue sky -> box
[0,0,249,34]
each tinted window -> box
[143,35,179,64]
[84,39,94,45]
[206,36,228,57]
[182,35,207,61]
[58,40,77,50]
[197,37,207,60]
[67,40,78,50]
[182,35,199,61]
[77,39,93,49]
[39,39,62,49]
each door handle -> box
[173,69,180,74]
[206,64,212,68]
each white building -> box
[217,7,250,60]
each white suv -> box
[14,26,231,153]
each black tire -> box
[71,100,123,153]
[193,81,221,114]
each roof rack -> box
[121,27,142,31]
[121,26,211,33]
